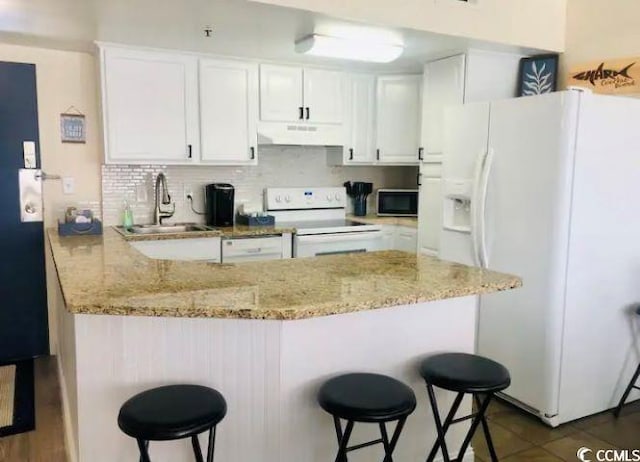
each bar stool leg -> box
[137,439,151,462]
[455,393,493,462]
[380,416,408,462]
[334,419,354,462]
[614,362,640,418]
[426,386,464,462]
[192,435,204,462]
[206,426,217,462]
[475,394,498,462]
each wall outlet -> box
[184,186,193,201]
[135,184,148,203]
[62,177,75,194]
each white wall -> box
[562,0,640,76]
[250,0,567,52]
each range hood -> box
[257,121,344,146]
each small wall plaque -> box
[60,106,86,143]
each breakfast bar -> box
[48,228,520,462]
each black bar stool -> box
[420,353,511,462]
[318,373,416,462]
[614,304,640,417]
[118,384,227,462]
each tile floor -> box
[473,398,640,461]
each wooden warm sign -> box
[567,57,640,95]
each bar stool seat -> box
[318,373,416,462]
[118,384,226,462]
[420,353,511,462]
[319,373,417,422]
[420,353,511,394]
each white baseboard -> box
[56,356,78,462]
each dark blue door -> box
[0,61,49,361]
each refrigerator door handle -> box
[478,148,495,268]
[470,149,488,267]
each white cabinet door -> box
[418,162,443,256]
[394,226,418,253]
[421,54,465,163]
[259,64,303,122]
[199,59,258,165]
[344,74,376,164]
[102,47,199,164]
[376,75,421,164]
[303,68,344,124]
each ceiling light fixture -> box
[295,34,404,63]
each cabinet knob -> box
[349,148,354,160]
[250,147,255,160]
[299,107,304,120]
[305,107,310,120]
[187,144,192,159]
[418,147,424,161]
[417,173,422,186]
[376,149,380,161]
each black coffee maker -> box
[205,183,234,227]
[344,181,373,217]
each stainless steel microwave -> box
[376,189,419,217]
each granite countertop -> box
[348,214,418,228]
[48,228,521,320]
[114,224,295,241]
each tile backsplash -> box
[102,146,418,226]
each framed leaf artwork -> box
[518,54,559,97]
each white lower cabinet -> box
[418,162,443,256]
[222,234,292,263]
[129,237,221,262]
[381,225,418,253]
[393,226,418,253]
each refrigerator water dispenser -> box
[442,179,472,233]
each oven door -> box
[294,231,384,258]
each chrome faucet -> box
[154,173,175,225]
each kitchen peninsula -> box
[49,228,520,462]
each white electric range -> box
[264,187,384,257]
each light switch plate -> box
[62,177,75,194]
[136,184,148,203]
[23,141,36,169]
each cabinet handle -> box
[417,173,422,186]
[376,149,380,161]
[418,147,424,161]
[250,147,255,160]
[305,107,310,120]
[349,148,354,160]
[187,144,192,159]
[299,107,304,120]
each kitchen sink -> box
[125,223,211,235]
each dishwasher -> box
[221,235,286,263]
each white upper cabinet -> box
[199,59,258,165]
[259,64,303,122]
[101,47,199,164]
[375,75,422,164]
[259,64,344,124]
[303,68,343,124]
[420,50,522,163]
[421,54,466,163]
[344,73,376,163]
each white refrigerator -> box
[440,90,640,426]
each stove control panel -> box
[265,187,346,210]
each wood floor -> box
[0,356,66,462]
[0,356,638,461]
